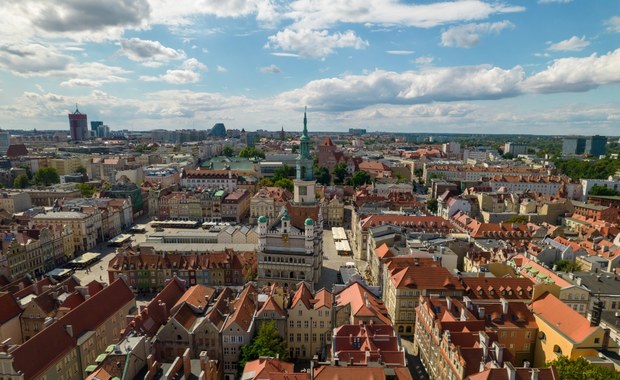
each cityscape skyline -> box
[0,1,619,135]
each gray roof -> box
[32,211,89,219]
[572,271,620,295]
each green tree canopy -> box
[272,164,295,182]
[258,178,274,187]
[13,174,30,189]
[222,146,234,157]
[547,356,620,380]
[505,215,529,224]
[76,183,96,198]
[554,158,620,181]
[333,163,348,185]
[238,147,265,159]
[274,178,294,192]
[426,198,438,214]
[238,321,288,372]
[350,170,371,188]
[554,260,582,273]
[315,166,331,185]
[75,165,87,175]
[34,167,60,186]
[589,185,620,196]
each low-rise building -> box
[287,283,333,360]
[221,189,251,223]
[0,191,31,214]
[250,187,292,224]
[30,210,103,253]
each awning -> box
[96,353,107,363]
[106,344,116,353]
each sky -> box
[0,0,619,136]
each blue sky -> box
[0,0,619,135]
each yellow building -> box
[287,282,333,360]
[530,292,615,367]
[49,157,88,176]
[383,263,464,336]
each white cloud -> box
[271,52,300,58]
[440,21,514,48]
[277,65,525,111]
[267,28,368,59]
[119,38,186,66]
[386,50,414,55]
[605,16,620,33]
[217,65,228,73]
[285,0,523,30]
[548,35,590,51]
[0,43,73,76]
[524,48,620,93]
[147,0,280,26]
[538,0,572,3]
[140,58,206,84]
[415,56,434,65]
[260,64,281,74]
[59,62,130,87]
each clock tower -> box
[294,107,316,204]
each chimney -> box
[65,324,73,337]
[199,351,208,371]
[492,341,503,364]
[478,306,486,320]
[463,296,472,310]
[505,362,516,380]
[531,368,539,380]
[460,307,467,322]
[445,330,451,344]
[501,298,508,315]
[446,296,452,312]
[576,277,582,286]
[183,348,191,379]
[159,300,169,320]
[334,355,339,367]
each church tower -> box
[294,108,316,204]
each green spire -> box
[302,106,308,139]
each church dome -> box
[258,215,267,223]
[304,218,314,226]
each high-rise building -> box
[563,135,607,156]
[504,142,528,156]
[90,121,103,132]
[585,135,607,156]
[562,137,586,155]
[68,106,88,141]
[0,130,9,155]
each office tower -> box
[68,105,88,141]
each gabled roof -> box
[375,243,394,259]
[530,292,599,343]
[171,284,215,315]
[0,292,22,323]
[11,279,135,380]
[313,366,413,380]
[291,282,314,310]
[389,265,463,290]
[224,284,257,331]
[242,357,295,380]
[257,294,287,318]
[335,282,391,325]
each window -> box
[523,343,530,351]
[290,320,294,328]
[304,321,309,328]
[320,321,325,328]
[297,321,302,328]
[594,338,600,344]
[304,333,309,342]
[297,334,301,342]
[290,334,294,342]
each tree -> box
[273,164,295,182]
[238,147,265,159]
[19,164,33,180]
[554,260,582,273]
[350,170,371,188]
[315,166,331,185]
[13,174,30,189]
[76,165,87,175]
[414,168,423,178]
[274,178,294,192]
[333,163,348,185]
[222,146,234,157]
[590,185,620,196]
[547,356,620,380]
[238,321,288,373]
[426,198,438,214]
[502,152,514,160]
[258,178,274,187]
[291,144,299,154]
[76,183,96,198]
[34,167,60,186]
[505,215,529,224]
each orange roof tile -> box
[530,292,599,343]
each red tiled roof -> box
[242,357,295,380]
[335,282,391,325]
[466,366,559,380]
[171,284,216,315]
[313,366,413,380]
[224,284,257,331]
[11,279,135,380]
[530,292,599,343]
[461,277,534,300]
[389,266,463,290]
[375,243,394,259]
[0,292,22,323]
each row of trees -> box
[14,167,62,189]
[554,158,620,181]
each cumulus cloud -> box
[415,56,434,65]
[547,35,590,51]
[524,49,620,93]
[605,16,620,33]
[277,65,525,111]
[260,64,281,74]
[275,47,620,111]
[59,62,130,87]
[119,38,186,66]
[386,50,414,55]
[440,21,514,48]
[285,0,524,30]
[148,0,281,26]
[217,65,228,73]
[0,43,73,76]
[140,58,206,84]
[266,28,368,59]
